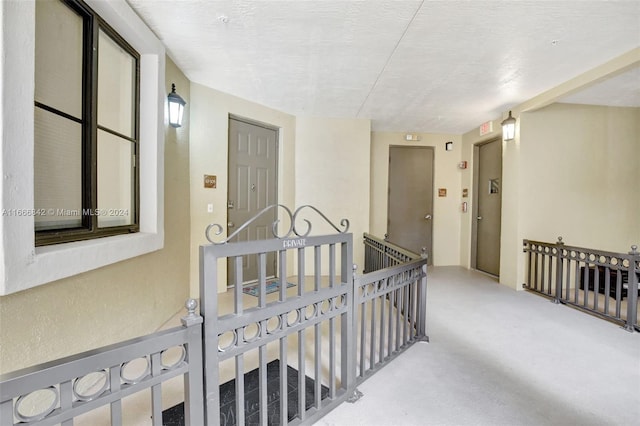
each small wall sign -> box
[204,175,217,188]
[438,188,447,197]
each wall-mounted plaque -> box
[204,175,217,188]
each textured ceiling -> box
[128,0,640,134]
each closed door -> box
[227,117,278,285]
[474,138,502,276]
[387,146,434,263]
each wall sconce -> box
[501,110,516,141]
[167,83,186,128]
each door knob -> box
[227,221,235,228]
[424,214,432,220]
[477,216,483,220]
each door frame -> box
[470,137,502,274]
[227,114,280,286]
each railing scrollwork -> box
[205,204,349,244]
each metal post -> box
[181,299,204,426]
[554,237,564,304]
[199,246,220,426]
[416,248,429,342]
[625,245,639,332]
[347,263,363,403]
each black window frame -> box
[35,0,140,246]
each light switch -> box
[207,203,213,213]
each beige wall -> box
[189,83,296,294]
[0,57,191,374]
[461,104,640,291]
[519,103,640,250]
[370,132,463,266]
[295,117,371,270]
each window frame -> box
[0,0,166,295]
[34,0,141,246]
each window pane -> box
[35,0,83,119]
[98,30,135,137]
[97,130,134,228]
[34,108,83,231]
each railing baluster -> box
[314,322,322,409]
[110,365,122,426]
[329,317,336,399]
[625,246,639,332]
[235,256,243,314]
[540,254,546,294]
[60,380,73,426]
[0,400,12,426]
[258,252,267,307]
[583,261,589,308]
[379,285,386,363]
[360,297,366,377]
[151,352,163,426]
[370,295,377,370]
[235,353,245,425]
[604,267,611,315]
[554,238,564,303]
[298,326,306,421]
[405,277,411,344]
[565,257,571,301]
[593,265,600,312]
[574,260,580,303]
[279,335,288,425]
[259,344,268,426]
[395,285,402,351]
[387,285,394,360]
[615,268,622,317]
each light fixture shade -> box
[167,83,186,128]
[501,110,516,141]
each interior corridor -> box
[316,266,640,426]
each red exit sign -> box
[479,121,493,136]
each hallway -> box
[317,266,640,426]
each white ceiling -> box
[127,0,640,134]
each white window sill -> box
[1,232,163,295]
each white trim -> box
[0,0,166,295]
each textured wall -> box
[295,116,371,271]
[0,57,191,374]
[519,104,640,250]
[188,83,297,294]
[369,132,463,266]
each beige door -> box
[227,117,278,285]
[387,146,434,263]
[474,138,502,276]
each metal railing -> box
[199,206,428,424]
[523,237,639,332]
[355,255,428,383]
[0,301,204,426]
[363,233,423,273]
[0,206,429,426]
